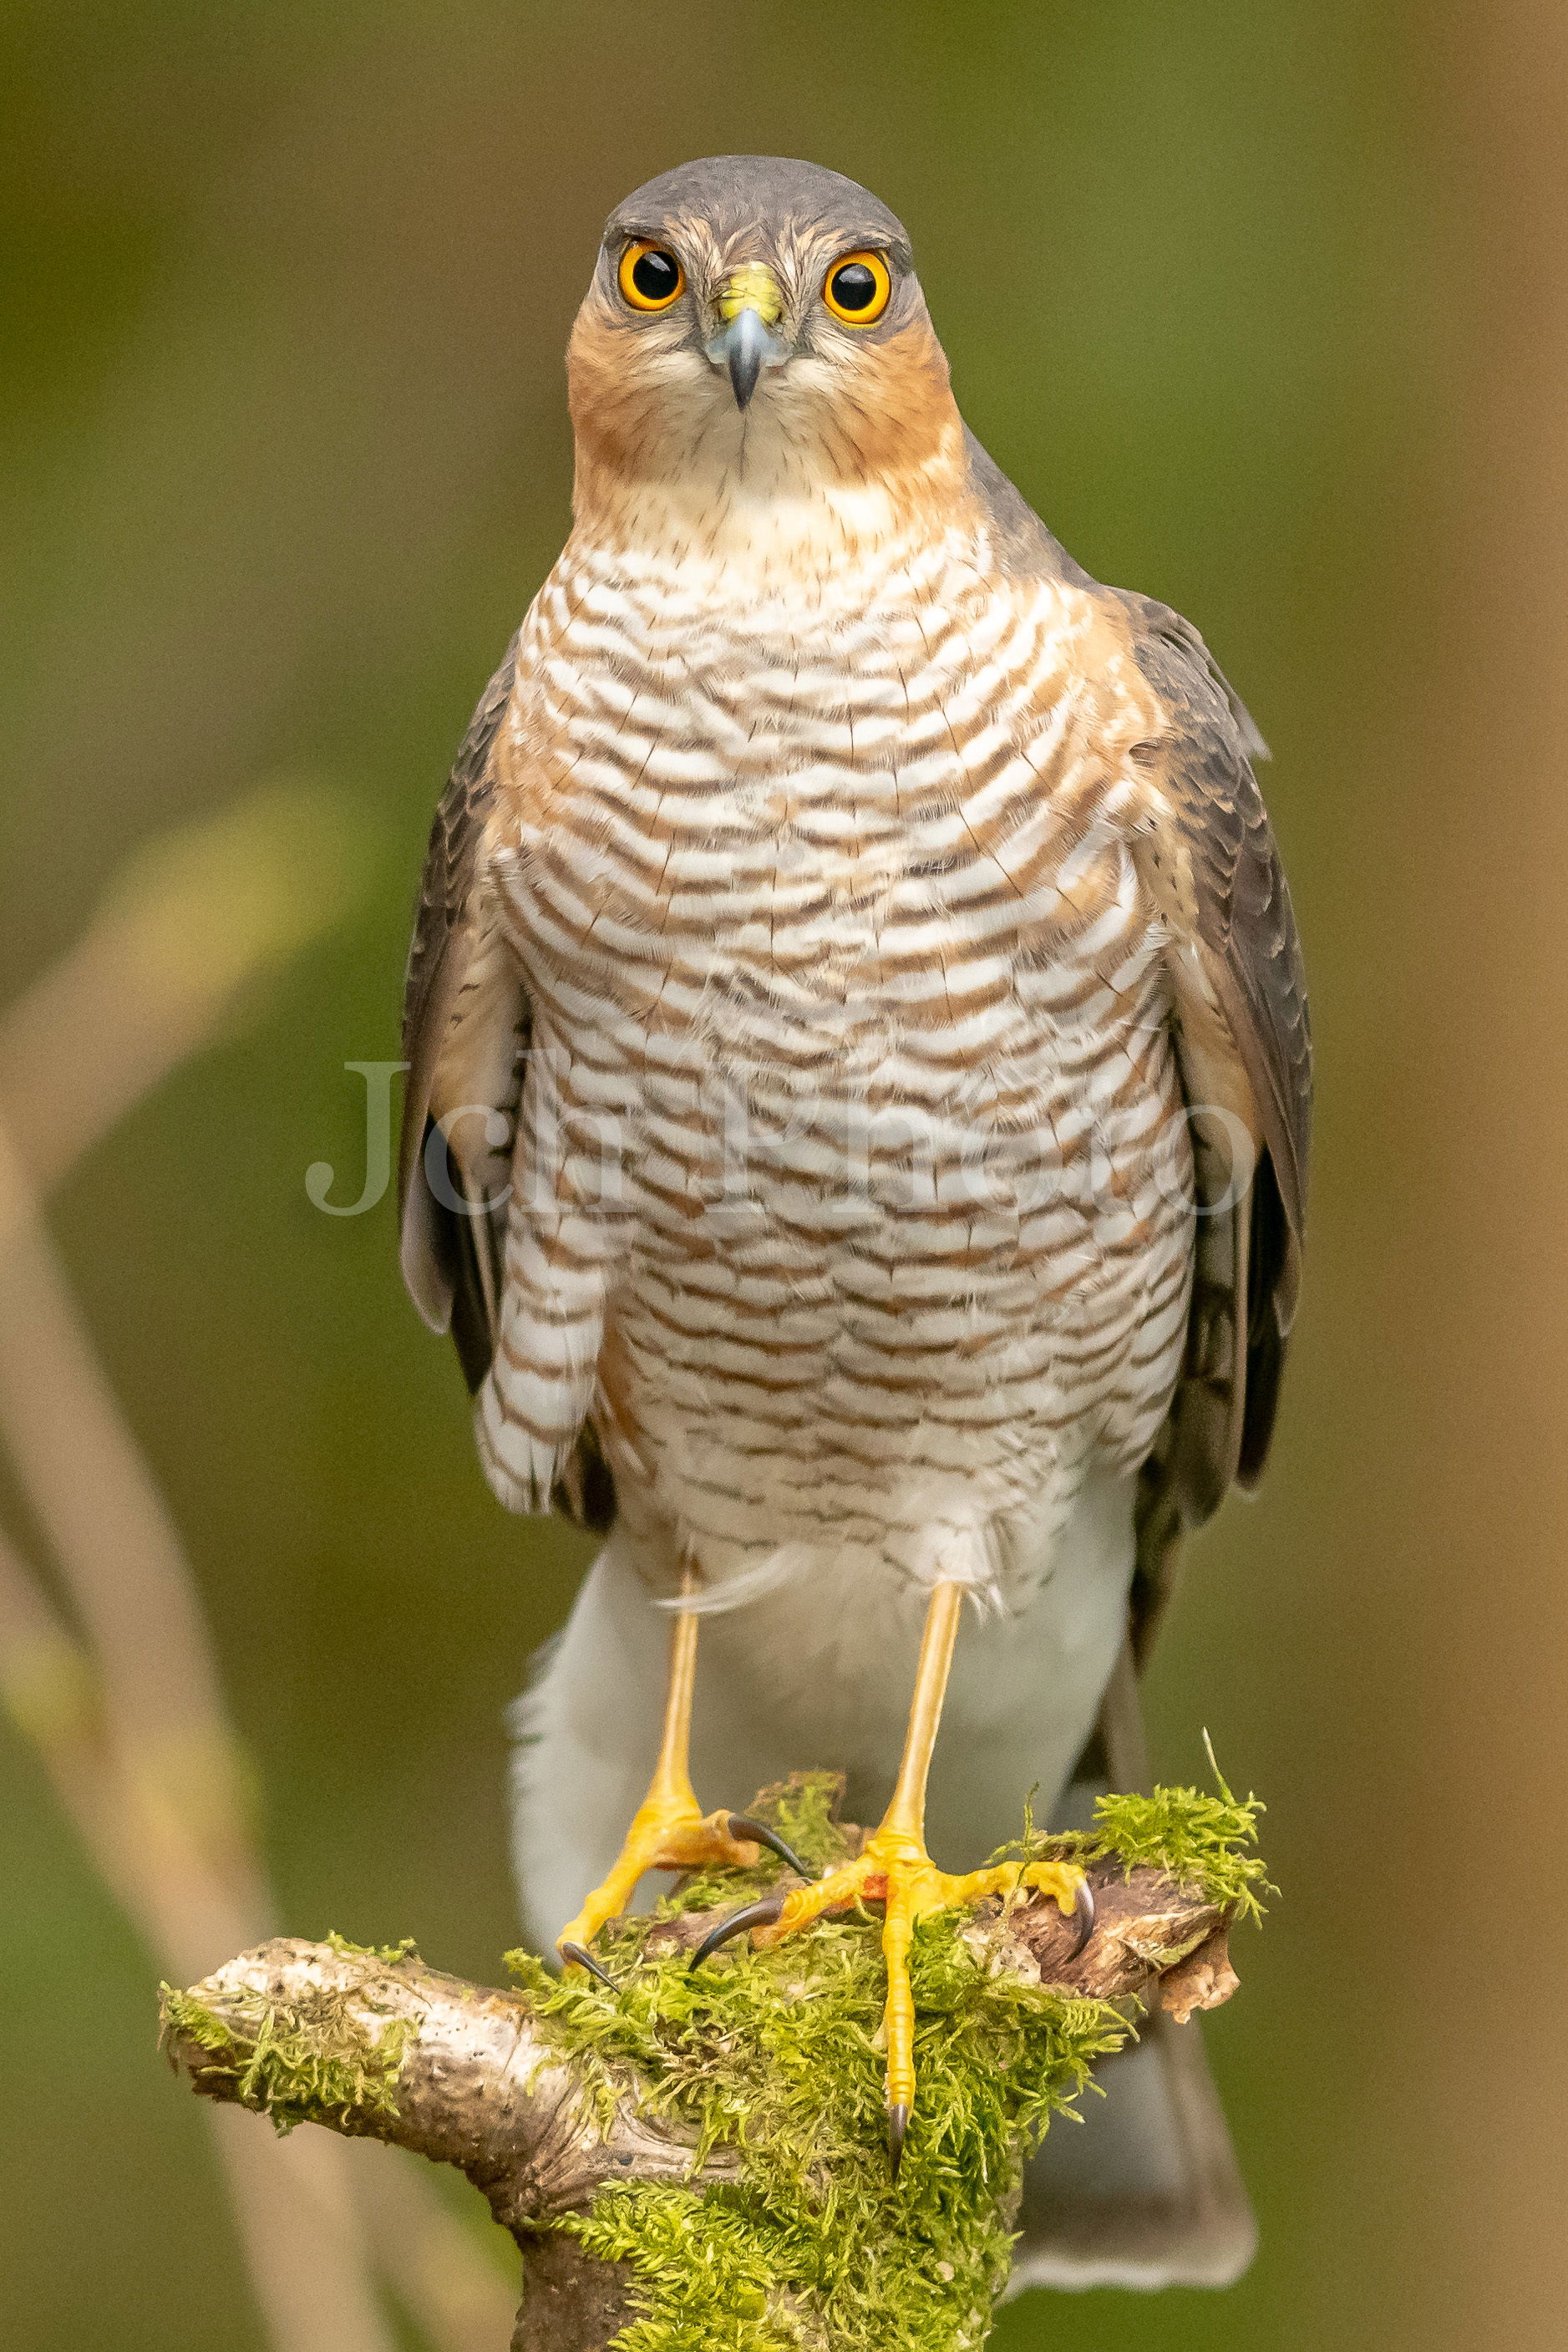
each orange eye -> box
[823,249,891,326]
[618,240,685,312]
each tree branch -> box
[161,1821,1249,2352]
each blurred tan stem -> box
[0,778,375,1199]
[0,1151,396,2352]
[0,799,515,2349]
[0,1516,393,2352]
[0,1120,265,1898]
[0,1525,516,2351]
[0,1521,254,1973]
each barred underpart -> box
[476,506,1195,1610]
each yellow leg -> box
[557,1593,766,1961]
[750,1580,1088,2164]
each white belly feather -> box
[512,1463,1139,1950]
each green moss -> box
[512,1912,1123,2352]
[571,2188,798,2352]
[1088,1740,1272,1925]
[323,1930,421,1966]
[505,1768,1266,2352]
[160,1979,414,2136]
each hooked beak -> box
[707,264,789,409]
[717,307,776,409]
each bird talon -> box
[558,1941,618,1989]
[725,1814,811,1879]
[1068,1873,1096,1958]
[688,1891,787,1969]
[887,2101,911,2178]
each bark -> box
[161,1852,1241,2349]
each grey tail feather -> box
[1007,1640,1258,2294]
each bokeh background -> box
[4,3,1565,2346]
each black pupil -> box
[831,262,879,312]
[632,247,679,302]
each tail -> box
[1008,1643,1257,2294]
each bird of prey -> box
[398,155,1309,2288]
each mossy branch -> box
[160,1775,1263,2352]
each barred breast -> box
[476,515,1194,1607]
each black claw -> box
[688,1892,787,1969]
[558,1941,617,1989]
[1068,1876,1097,1959]
[726,1814,812,1880]
[887,2102,911,2178]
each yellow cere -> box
[718,263,785,327]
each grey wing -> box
[1117,595,1312,1657]
[398,640,527,1393]
[1013,591,1297,2284]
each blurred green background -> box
[5,3,1565,2347]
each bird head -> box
[566,156,967,554]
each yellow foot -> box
[705,1826,1094,2172]
[557,1796,806,1969]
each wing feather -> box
[398,641,525,1384]
[1115,594,1312,1654]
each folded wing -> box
[1114,594,1312,1655]
[398,642,527,1389]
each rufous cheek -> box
[816,319,960,485]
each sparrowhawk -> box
[398,155,1310,2289]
